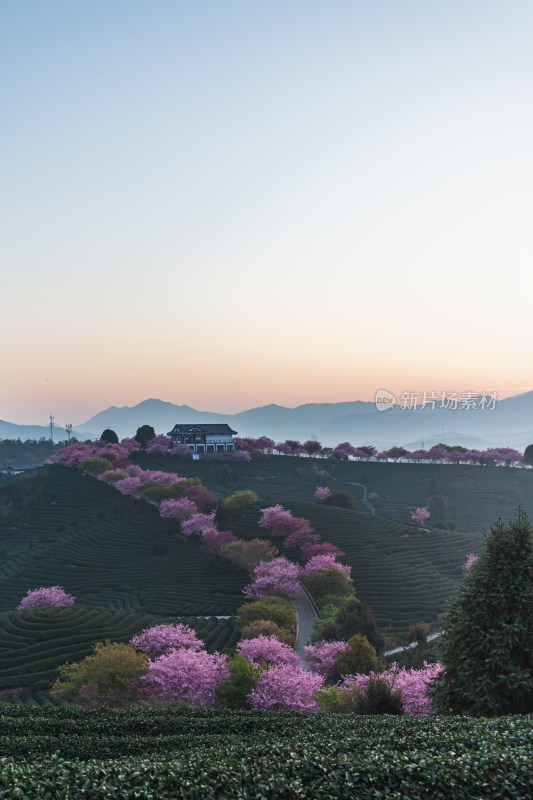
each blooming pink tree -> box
[342,662,443,715]
[181,511,217,537]
[120,437,142,452]
[302,554,352,578]
[170,444,194,457]
[304,640,348,677]
[463,553,479,572]
[248,664,324,711]
[243,557,302,600]
[411,507,431,525]
[131,623,203,657]
[159,498,198,521]
[18,586,75,609]
[314,486,332,501]
[115,476,143,496]
[200,528,237,554]
[300,541,345,560]
[253,436,275,453]
[237,635,301,668]
[145,435,172,454]
[142,648,229,707]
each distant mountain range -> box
[0,421,93,443]
[71,393,533,450]
[3,392,532,450]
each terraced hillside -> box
[221,501,482,640]
[136,453,533,531]
[0,466,246,617]
[0,608,237,700]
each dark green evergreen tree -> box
[430,510,533,716]
[524,444,533,467]
[100,428,119,444]
[135,425,156,449]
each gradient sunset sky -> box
[2,1,533,426]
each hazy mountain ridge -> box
[71,393,533,449]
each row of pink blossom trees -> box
[44,439,445,713]
[235,437,527,468]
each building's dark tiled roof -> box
[167,424,237,436]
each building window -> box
[216,444,225,453]
[207,445,215,453]
[226,444,234,452]
[197,445,204,453]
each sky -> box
[2,0,533,426]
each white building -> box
[167,423,237,455]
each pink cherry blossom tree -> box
[304,640,348,677]
[411,507,431,525]
[462,553,479,572]
[341,661,443,715]
[142,648,229,707]
[145,435,172,454]
[302,554,352,578]
[18,586,75,609]
[200,528,237,554]
[314,486,332,501]
[247,664,324,711]
[243,556,302,600]
[181,511,217,537]
[159,498,198,521]
[131,623,203,657]
[237,635,300,668]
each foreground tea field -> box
[0,707,531,799]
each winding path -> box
[295,583,319,667]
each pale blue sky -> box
[2,1,533,423]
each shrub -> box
[235,596,296,633]
[333,599,385,654]
[221,490,258,512]
[302,569,355,606]
[331,634,383,681]
[215,653,256,709]
[355,677,404,715]
[315,684,361,713]
[50,641,148,706]
[79,457,113,474]
[430,512,533,716]
[323,491,357,510]
[221,538,279,572]
[240,619,295,647]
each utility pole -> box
[65,424,72,442]
[50,415,55,443]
